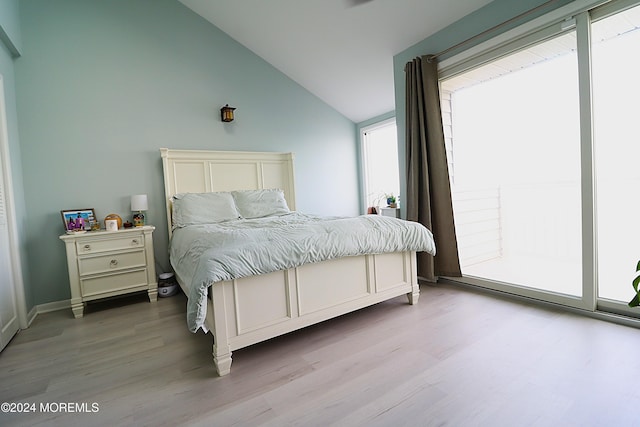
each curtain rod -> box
[426,0,561,62]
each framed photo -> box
[61,208,96,232]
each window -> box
[438,0,640,316]
[361,119,400,212]
[592,3,640,304]
[441,32,582,298]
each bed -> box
[160,148,436,376]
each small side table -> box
[380,207,400,218]
[59,225,157,318]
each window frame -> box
[359,117,399,214]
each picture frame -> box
[61,208,97,232]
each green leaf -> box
[629,293,640,308]
[633,275,640,293]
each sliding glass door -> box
[437,0,640,313]
[440,31,583,302]
[592,3,640,311]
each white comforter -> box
[170,212,436,332]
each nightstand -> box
[380,207,400,218]
[59,225,157,318]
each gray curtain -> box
[405,55,461,281]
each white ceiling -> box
[179,0,494,123]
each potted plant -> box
[629,260,640,307]
[385,193,397,208]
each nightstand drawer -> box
[76,235,144,254]
[78,250,146,276]
[81,269,148,297]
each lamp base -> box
[133,212,145,227]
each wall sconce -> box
[221,104,236,122]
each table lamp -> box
[131,194,148,227]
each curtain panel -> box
[405,56,461,280]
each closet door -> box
[0,77,19,352]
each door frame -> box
[0,74,28,336]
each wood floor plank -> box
[1,283,640,426]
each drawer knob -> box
[131,239,139,245]
[84,244,91,251]
[110,259,118,267]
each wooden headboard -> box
[160,148,296,238]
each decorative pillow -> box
[171,191,240,227]
[232,189,290,219]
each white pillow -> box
[171,191,240,227]
[232,189,290,219]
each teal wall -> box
[0,0,22,55]
[0,0,31,311]
[393,0,573,217]
[16,0,358,306]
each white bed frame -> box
[160,148,419,376]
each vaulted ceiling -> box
[179,0,494,123]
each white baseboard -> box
[26,305,38,327]
[25,300,70,327]
[36,300,70,315]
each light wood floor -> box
[1,282,640,427]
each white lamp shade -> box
[131,194,148,211]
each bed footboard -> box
[206,251,418,376]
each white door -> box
[0,76,19,352]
